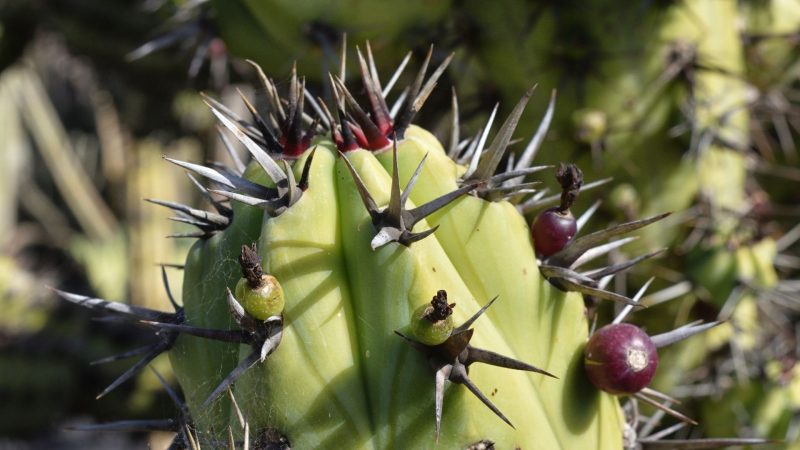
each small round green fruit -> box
[410,290,455,346]
[235,275,285,320]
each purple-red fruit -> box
[584,323,658,395]
[531,208,577,258]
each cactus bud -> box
[235,244,285,320]
[410,290,455,345]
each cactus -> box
[52,41,778,449]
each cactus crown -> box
[237,63,318,159]
[325,45,453,151]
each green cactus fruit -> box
[233,244,285,320]
[233,275,284,320]
[409,290,456,346]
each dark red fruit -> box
[531,207,577,258]
[584,323,658,395]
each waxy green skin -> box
[336,148,559,449]
[234,276,284,320]
[169,199,263,440]
[409,304,454,346]
[234,144,374,448]
[171,132,624,448]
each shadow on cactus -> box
[54,43,774,449]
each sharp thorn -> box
[551,278,640,306]
[583,249,667,281]
[468,87,535,183]
[387,141,404,222]
[612,277,654,324]
[161,265,181,312]
[434,364,451,443]
[299,146,317,190]
[633,392,697,425]
[51,288,171,322]
[96,343,166,399]
[463,103,498,178]
[163,156,236,189]
[448,87,460,159]
[466,346,557,378]
[401,226,439,246]
[406,182,476,230]
[651,321,723,348]
[454,296,498,334]
[90,344,155,365]
[140,320,250,344]
[575,199,601,232]
[401,153,429,207]
[149,366,187,413]
[206,98,288,184]
[515,89,556,172]
[452,364,515,429]
[570,237,639,269]
[383,51,412,98]
[546,212,672,268]
[202,350,262,408]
